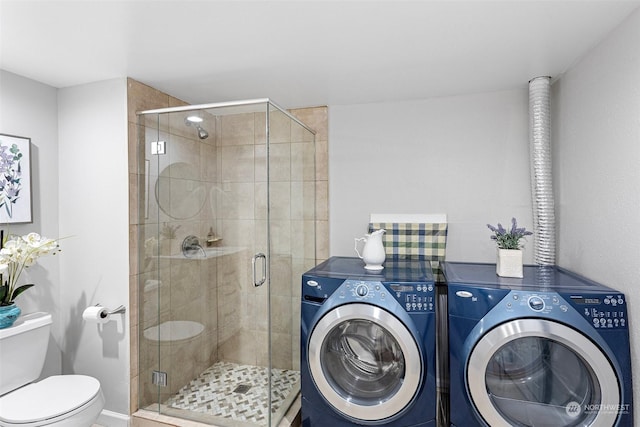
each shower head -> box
[195,125,209,140]
[184,116,209,140]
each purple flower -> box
[487,218,533,250]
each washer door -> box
[468,319,620,427]
[308,303,422,423]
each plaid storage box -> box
[368,214,448,282]
[368,221,448,261]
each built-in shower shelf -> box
[159,246,246,260]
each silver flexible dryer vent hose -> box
[529,76,556,265]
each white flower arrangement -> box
[0,232,60,306]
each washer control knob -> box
[356,284,369,297]
[528,296,545,311]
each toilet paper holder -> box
[95,304,126,317]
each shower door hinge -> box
[151,141,166,155]
[152,370,168,387]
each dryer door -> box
[308,303,422,423]
[467,318,620,427]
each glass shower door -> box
[218,103,272,425]
[266,104,316,425]
[138,100,315,426]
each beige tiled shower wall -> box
[127,78,329,415]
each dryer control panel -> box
[501,291,567,315]
[568,293,628,330]
[499,290,628,330]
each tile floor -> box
[163,361,300,426]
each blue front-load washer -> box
[445,262,633,427]
[301,256,437,426]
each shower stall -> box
[136,99,316,426]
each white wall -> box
[0,70,61,377]
[329,89,534,263]
[58,78,130,416]
[1,72,130,420]
[552,7,640,409]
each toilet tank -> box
[0,312,52,396]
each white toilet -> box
[0,312,105,426]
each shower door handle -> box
[252,253,266,287]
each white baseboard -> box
[97,410,130,427]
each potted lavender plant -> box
[487,218,532,278]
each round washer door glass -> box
[468,319,620,427]
[308,303,422,422]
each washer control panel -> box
[501,290,628,329]
[339,279,435,313]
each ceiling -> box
[1,1,639,109]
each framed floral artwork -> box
[0,134,32,224]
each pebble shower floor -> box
[164,361,300,426]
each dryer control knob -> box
[356,284,369,297]
[528,296,545,311]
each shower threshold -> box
[145,361,301,427]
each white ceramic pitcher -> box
[354,229,386,270]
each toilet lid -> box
[0,375,101,424]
